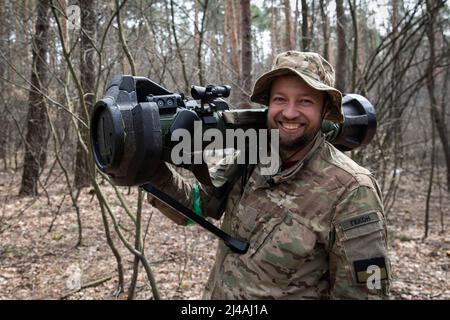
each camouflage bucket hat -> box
[250,51,344,123]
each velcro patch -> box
[353,257,388,283]
[340,212,379,232]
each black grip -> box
[141,183,249,254]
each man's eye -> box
[299,99,313,105]
[272,97,285,103]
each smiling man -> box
[148,51,391,299]
[267,75,326,163]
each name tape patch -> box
[340,212,380,232]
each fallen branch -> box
[59,275,113,300]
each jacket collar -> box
[253,132,325,187]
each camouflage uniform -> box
[149,133,390,299]
[148,51,391,299]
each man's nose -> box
[282,101,300,119]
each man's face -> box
[267,75,325,152]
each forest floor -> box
[0,167,448,300]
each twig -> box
[47,193,67,233]
[59,275,113,300]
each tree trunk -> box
[309,0,317,51]
[230,0,240,75]
[357,0,365,75]
[438,66,450,193]
[0,0,8,169]
[239,0,252,108]
[301,0,309,51]
[348,0,358,91]
[425,0,450,192]
[335,0,347,92]
[271,0,278,59]
[234,0,242,48]
[19,0,51,196]
[74,0,96,189]
[170,0,190,94]
[233,0,242,104]
[225,0,240,105]
[55,0,71,166]
[424,117,435,239]
[319,0,329,60]
[284,0,294,50]
[196,0,209,86]
[294,0,299,50]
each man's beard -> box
[279,129,318,151]
[267,118,319,151]
[267,116,321,159]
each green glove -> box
[187,183,203,225]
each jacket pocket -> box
[249,210,317,272]
[334,211,390,285]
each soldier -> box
[148,51,391,299]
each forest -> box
[0,0,448,300]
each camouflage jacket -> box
[148,134,391,299]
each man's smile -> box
[277,121,307,133]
